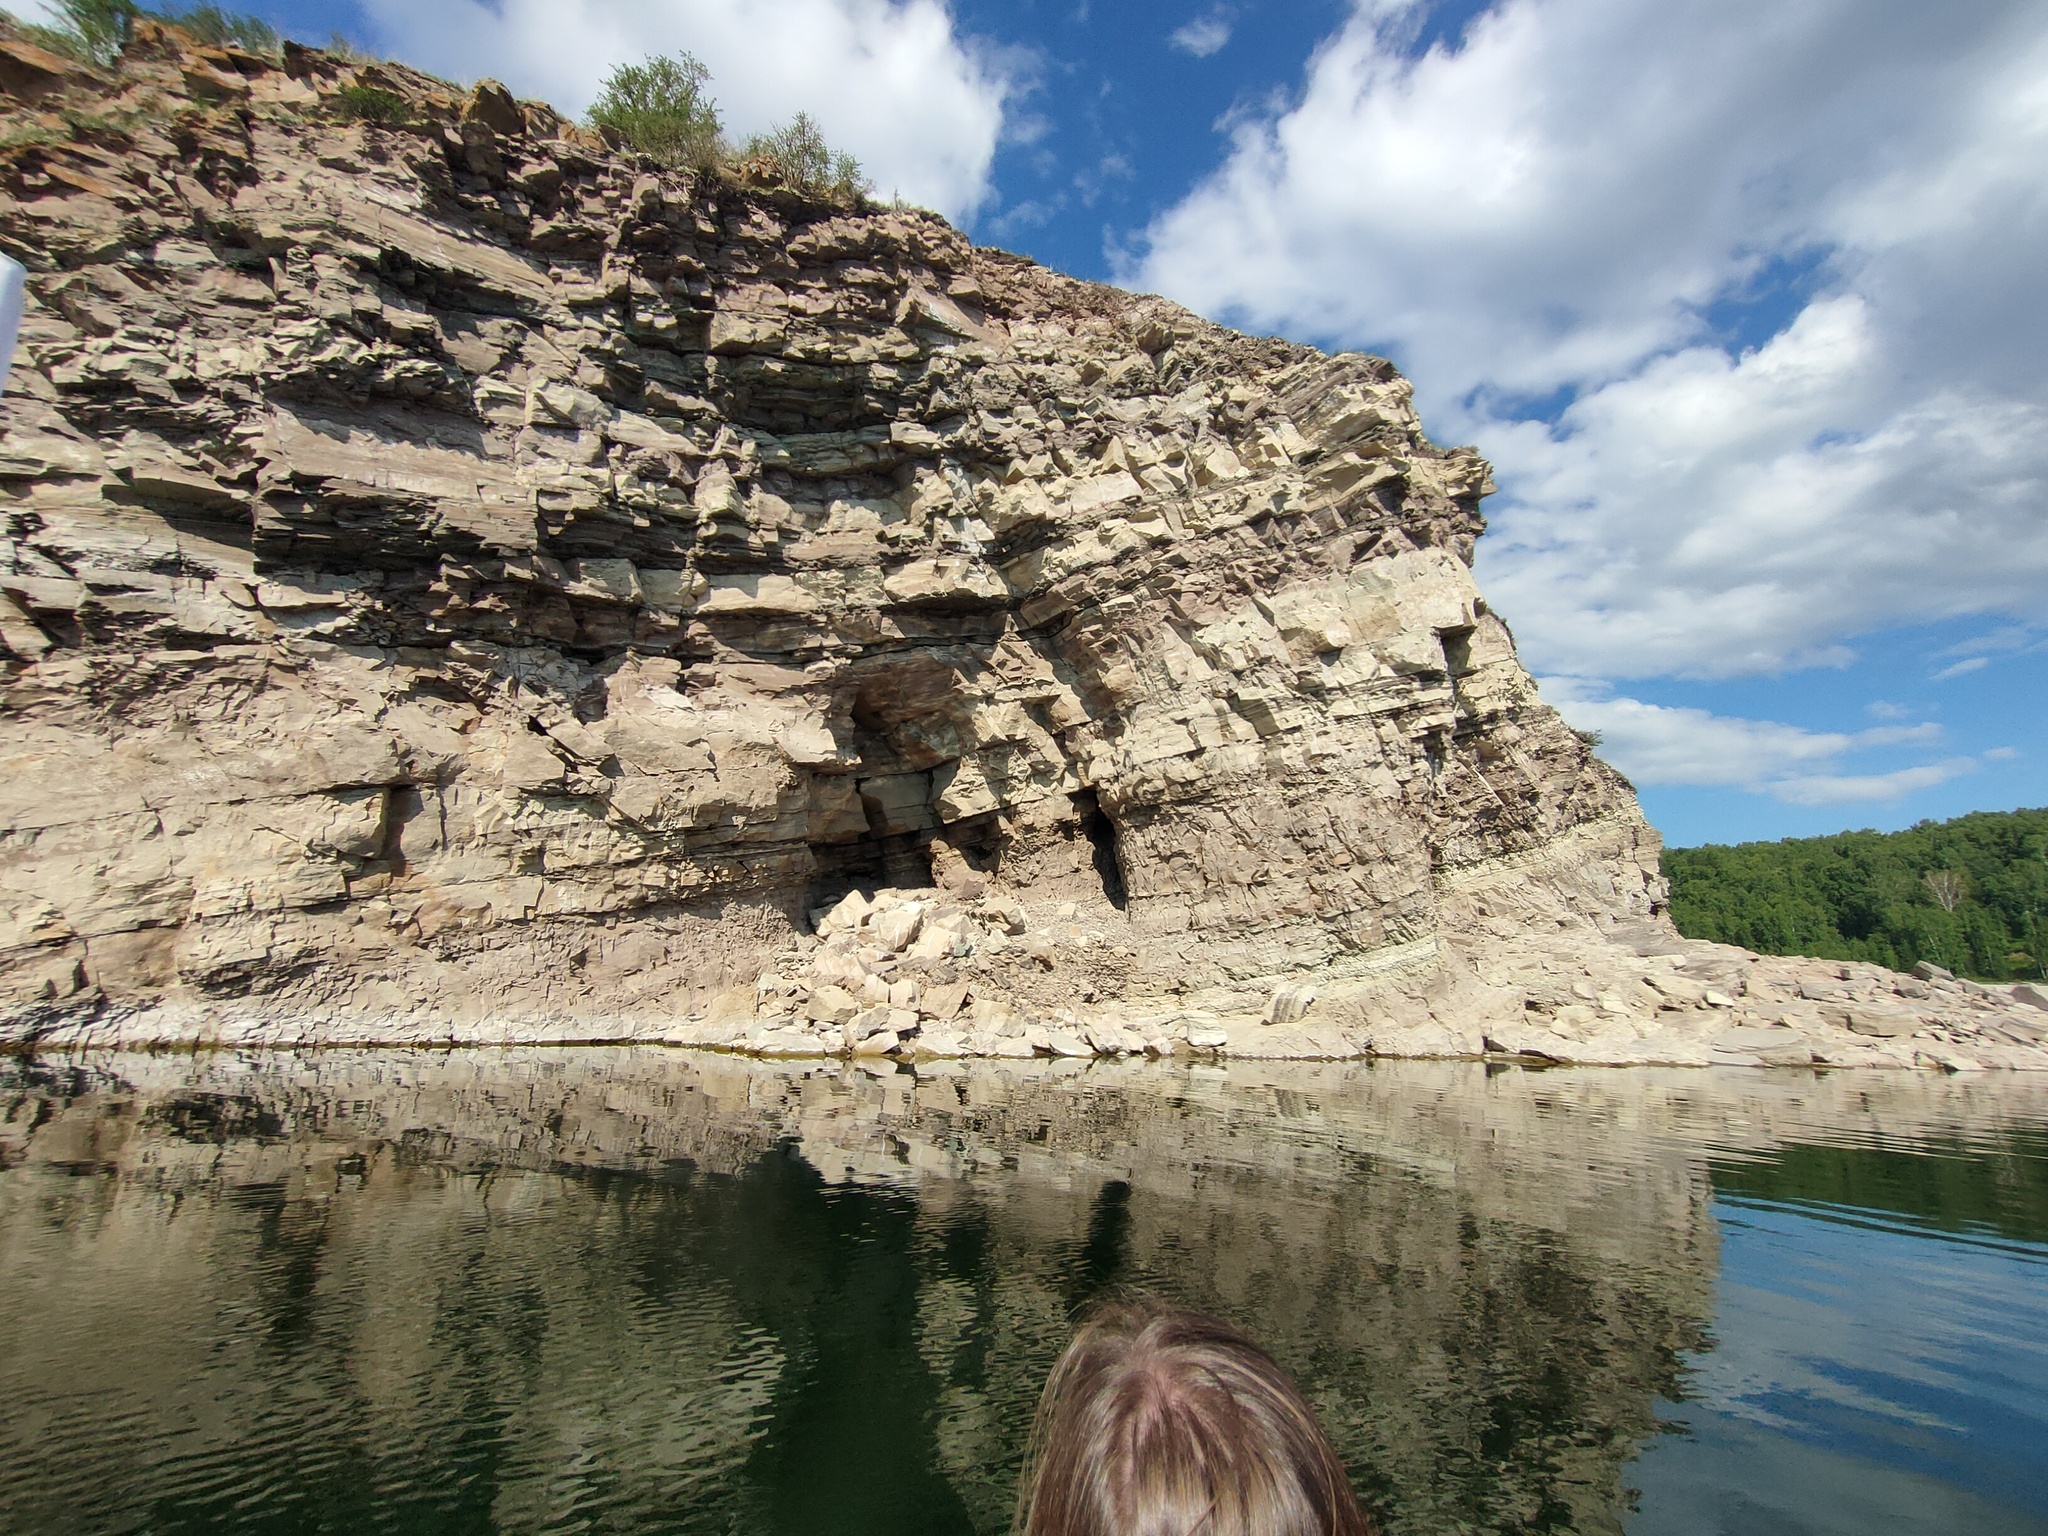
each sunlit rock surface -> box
[1,25,2043,1067]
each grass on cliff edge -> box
[1664,806,2048,982]
[6,16,871,206]
[11,0,278,63]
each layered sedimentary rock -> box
[0,24,2042,1066]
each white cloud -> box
[1539,680,1972,804]
[1170,10,1233,58]
[1934,656,1990,680]
[1478,307,2048,677]
[358,0,1012,219]
[1937,623,2048,659]
[1130,0,2048,681]
[1986,746,2022,761]
[1769,763,1978,807]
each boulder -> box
[752,1027,831,1058]
[1843,1007,1923,1039]
[869,903,925,953]
[464,79,526,137]
[813,949,869,988]
[819,892,873,935]
[846,1005,892,1038]
[920,982,970,1022]
[1710,1027,1813,1066]
[987,904,1028,937]
[804,986,860,1027]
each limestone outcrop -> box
[1,23,2042,1068]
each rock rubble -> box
[0,23,2041,1069]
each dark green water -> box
[2,1051,2045,1536]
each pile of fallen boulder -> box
[691,887,1179,1061]
[1466,918,2048,1072]
[665,885,2048,1072]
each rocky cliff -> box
[1,24,2043,1067]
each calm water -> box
[2,1052,2045,1536]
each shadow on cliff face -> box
[1072,789,1129,911]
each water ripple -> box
[2,1051,2045,1536]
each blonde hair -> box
[1014,1299,1376,1536]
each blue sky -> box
[21,0,2044,849]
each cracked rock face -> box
[0,22,1915,1062]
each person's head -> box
[1014,1298,1375,1536]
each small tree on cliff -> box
[587,53,867,202]
[587,52,725,170]
[18,0,133,62]
[741,112,868,199]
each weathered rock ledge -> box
[1,24,2043,1069]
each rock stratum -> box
[1,24,2043,1067]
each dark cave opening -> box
[937,812,1006,876]
[1073,789,1128,910]
[849,684,892,739]
[806,833,936,914]
[805,786,935,915]
[1438,625,1475,676]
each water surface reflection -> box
[2,1052,2044,1536]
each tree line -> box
[1663,807,2048,982]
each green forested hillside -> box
[1663,808,2048,982]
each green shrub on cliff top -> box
[158,3,279,53]
[742,111,868,199]
[587,51,723,170]
[330,83,410,125]
[587,52,867,201]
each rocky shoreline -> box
[27,875,2048,1071]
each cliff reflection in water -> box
[2,1052,2044,1536]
